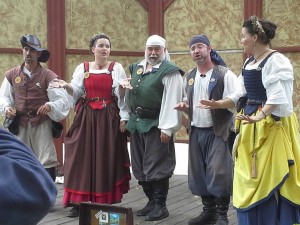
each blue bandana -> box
[189,34,210,47]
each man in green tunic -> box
[126,35,184,221]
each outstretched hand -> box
[236,114,261,124]
[119,78,133,89]
[174,101,189,112]
[49,79,68,88]
[197,99,219,109]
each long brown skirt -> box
[62,102,131,206]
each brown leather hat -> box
[20,35,50,63]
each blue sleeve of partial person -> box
[0,128,57,225]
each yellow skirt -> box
[233,112,300,209]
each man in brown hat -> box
[0,34,70,181]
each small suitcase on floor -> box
[79,202,133,225]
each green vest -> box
[126,60,183,133]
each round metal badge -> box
[188,78,194,85]
[136,68,143,75]
[15,76,21,83]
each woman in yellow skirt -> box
[233,15,300,225]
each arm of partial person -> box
[113,62,132,98]
[0,78,15,118]
[174,77,189,114]
[45,80,71,122]
[199,70,244,110]
[159,72,183,142]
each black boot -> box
[188,196,217,225]
[145,178,169,221]
[67,205,79,218]
[215,196,230,225]
[137,181,155,216]
[45,167,56,182]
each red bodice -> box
[83,61,115,109]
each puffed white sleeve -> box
[46,82,70,122]
[223,70,244,105]
[111,62,130,121]
[0,78,14,116]
[262,53,294,116]
[46,64,86,121]
[182,75,188,102]
[159,71,183,136]
[69,63,86,106]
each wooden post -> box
[47,0,66,169]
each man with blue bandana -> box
[175,34,242,225]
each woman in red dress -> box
[54,33,131,217]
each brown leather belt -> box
[84,97,113,102]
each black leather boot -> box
[137,181,155,216]
[67,205,79,218]
[215,196,230,225]
[145,178,169,221]
[188,196,217,225]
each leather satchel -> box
[3,116,19,135]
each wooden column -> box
[47,0,66,168]
[243,0,263,59]
[138,0,176,37]
[244,0,263,20]
[147,0,164,36]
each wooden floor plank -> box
[39,175,237,225]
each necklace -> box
[254,49,269,63]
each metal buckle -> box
[135,107,143,116]
[26,111,34,116]
[102,99,107,108]
[93,97,100,101]
[271,115,281,121]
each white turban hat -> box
[145,35,166,47]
